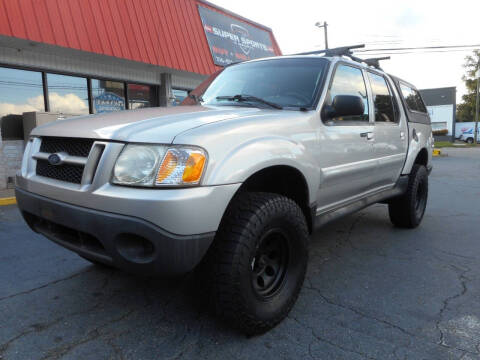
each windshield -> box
[201,58,328,109]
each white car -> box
[459,129,479,144]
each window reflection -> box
[400,84,427,113]
[368,73,395,123]
[172,89,189,106]
[328,65,369,121]
[47,73,89,114]
[128,84,156,109]
[92,79,125,113]
[0,67,44,139]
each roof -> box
[0,0,282,75]
[419,87,456,106]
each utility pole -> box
[475,65,479,145]
[315,21,328,49]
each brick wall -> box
[0,139,24,189]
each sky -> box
[213,0,480,101]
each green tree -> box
[457,50,480,122]
[457,50,480,121]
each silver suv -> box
[16,46,433,335]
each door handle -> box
[360,132,374,140]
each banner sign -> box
[198,5,276,66]
[94,92,125,113]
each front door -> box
[316,63,377,211]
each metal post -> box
[323,22,328,49]
[315,21,329,50]
[475,66,479,144]
[159,73,173,107]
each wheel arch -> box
[225,165,314,233]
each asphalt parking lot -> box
[1,147,480,360]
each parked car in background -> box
[459,127,479,143]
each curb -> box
[0,197,16,206]
[432,149,442,157]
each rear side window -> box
[367,72,397,123]
[327,64,369,122]
[400,84,427,113]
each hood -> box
[31,105,263,143]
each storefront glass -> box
[127,83,156,109]
[0,67,44,139]
[172,89,189,106]
[47,74,89,114]
[91,79,125,113]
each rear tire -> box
[467,137,474,144]
[209,192,309,335]
[388,164,428,228]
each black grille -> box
[40,137,94,157]
[23,211,110,260]
[36,160,84,184]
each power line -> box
[357,49,479,56]
[354,44,480,53]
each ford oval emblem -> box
[47,153,62,166]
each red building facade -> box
[0,0,281,190]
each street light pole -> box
[474,66,479,145]
[315,21,329,49]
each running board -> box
[313,176,408,230]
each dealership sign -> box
[94,92,125,113]
[198,5,276,66]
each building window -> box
[0,67,44,140]
[91,79,125,113]
[127,83,156,109]
[47,73,89,115]
[172,89,189,106]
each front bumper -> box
[16,188,216,276]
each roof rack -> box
[295,44,365,56]
[363,57,390,69]
[295,44,392,70]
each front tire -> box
[210,192,309,335]
[388,164,428,228]
[467,137,474,144]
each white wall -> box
[427,104,454,135]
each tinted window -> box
[47,74,89,114]
[400,84,427,113]
[202,58,327,109]
[327,65,369,122]
[368,72,396,123]
[0,67,45,139]
[128,84,156,109]
[91,79,125,113]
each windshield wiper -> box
[216,94,283,109]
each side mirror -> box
[323,95,365,119]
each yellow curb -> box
[0,197,16,206]
[432,149,442,157]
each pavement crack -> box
[436,265,470,347]
[305,280,415,338]
[40,309,136,360]
[289,315,377,359]
[0,268,93,302]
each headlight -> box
[112,144,207,187]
